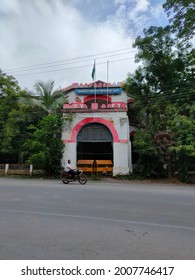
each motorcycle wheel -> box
[78,174,87,185]
[62,179,69,184]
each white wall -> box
[62,87,132,175]
[62,143,77,170]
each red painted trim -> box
[130,131,136,136]
[65,118,121,143]
[63,139,128,143]
[84,95,112,103]
[120,140,128,143]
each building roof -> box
[62,80,124,93]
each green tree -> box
[125,23,194,180]
[0,70,20,144]
[0,70,33,162]
[163,0,195,39]
[23,113,64,176]
[133,129,165,178]
[31,80,65,114]
[168,113,195,182]
[132,26,194,103]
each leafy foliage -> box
[0,70,35,162]
[23,114,64,176]
[163,0,195,39]
[0,73,65,176]
[30,80,65,114]
[125,19,195,181]
[132,130,166,178]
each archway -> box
[77,123,113,161]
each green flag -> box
[91,61,95,80]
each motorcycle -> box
[61,169,87,185]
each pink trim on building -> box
[84,95,112,103]
[130,131,136,136]
[63,118,127,143]
[120,140,128,143]
[62,81,124,93]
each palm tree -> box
[31,80,65,114]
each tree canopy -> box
[31,80,65,114]
[23,113,64,176]
[0,0,194,180]
[0,71,32,162]
[163,0,195,39]
[125,2,195,181]
[0,72,65,175]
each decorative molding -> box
[63,117,128,143]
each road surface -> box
[0,177,194,259]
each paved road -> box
[0,178,194,259]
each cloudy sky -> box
[0,0,168,91]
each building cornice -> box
[62,81,124,93]
[61,108,127,113]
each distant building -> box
[61,81,135,175]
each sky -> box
[0,0,168,92]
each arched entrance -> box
[77,123,113,161]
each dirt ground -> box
[99,176,195,186]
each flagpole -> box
[92,59,96,103]
[94,60,96,103]
[107,60,109,107]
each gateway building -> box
[61,81,134,175]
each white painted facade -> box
[61,82,133,175]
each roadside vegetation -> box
[0,0,194,182]
[0,76,65,176]
[124,0,195,183]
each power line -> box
[128,89,195,100]
[125,79,195,92]
[129,89,195,105]
[10,56,136,77]
[127,84,195,103]
[0,87,194,104]
[0,90,194,122]
[8,51,136,75]
[4,47,136,72]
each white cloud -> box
[115,0,127,4]
[150,3,165,18]
[135,0,150,13]
[0,0,20,15]
[0,0,168,91]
